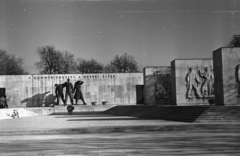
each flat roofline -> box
[143,66,170,68]
[171,58,212,61]
[218,47,240,49]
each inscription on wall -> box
[33,74,116,80]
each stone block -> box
[171,59,213,106]
[213,47,240,106]
[144,66,172,105]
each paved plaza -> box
[1,130,240,155]
[0,113,189,135]
[1,112,240,155]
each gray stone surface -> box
[1,131,240,155]
[144,66,172,105]
[171,59,213,106]
[1,109,239,135]
[0,113,188,134]
[213,47,240,106]
[0,113,240,155]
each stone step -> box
[104,106,240,123]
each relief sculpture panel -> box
[186,66,214,99]
[153,68,171,100]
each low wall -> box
[0,73,143,107]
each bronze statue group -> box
[55,78,87,106]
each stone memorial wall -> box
[213,47,240,106]
[0,73,143,107]
[144,67,172,105]
[171,59,214,106]
[0,75,33,108]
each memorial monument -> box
[171,59,214,106]
[213,47,240,106]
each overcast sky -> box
[0,0,240,74]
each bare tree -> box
[35,46,77,74]
[110,53,139,73]
[76,58,88,73]
[104,63,118,73]
[59,51,76,74]
[0,49,28,75]
[76,58,104,73]
[227,34,240,47]
[35,45,62,74]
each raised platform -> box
[1,105,240,137]
[1,105,240,123]
[0,105,116,120]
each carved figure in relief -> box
[154,69,171,100]
[186,67,202,99]
[199,67,214,97]
[163,74,171,99]
[155,77,167,99]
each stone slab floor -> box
[1,130,240,156]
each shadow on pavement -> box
[52,113,152,121]
[53,114,110,118]
[67,117,151,121]
[50,112,101,115]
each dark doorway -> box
[136,85,144,104]
[0,88,6,98]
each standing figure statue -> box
[73,80,87,105]
[64,78,74,105]
[199,67,214,97]
[3,95,9,108]
[186,67,202,99]
[0,96,5,108]
[55,83,65,105]
[0,95,9,108]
